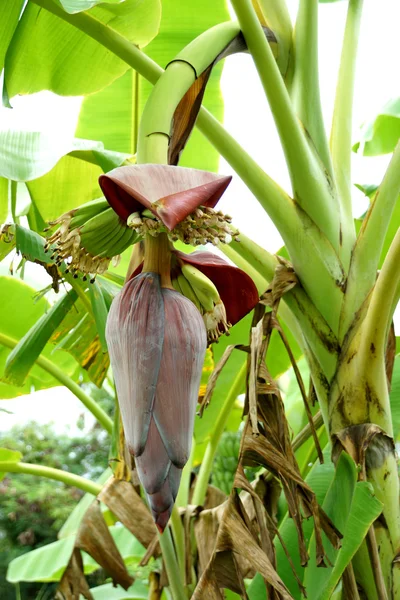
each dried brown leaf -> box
[56,549,93,600]
[193,494,294,600]
[98,477,158,549]
[75,500,133,589]
[331,423,395,479]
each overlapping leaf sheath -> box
[106,272,207,531]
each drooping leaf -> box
[4,0,161,99]
[4,288,78,386]
[353,98,400,156]
[0,277,79,399]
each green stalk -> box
[360,226,400,363]
[291,0,332,175]
[192,363,246,506]
[253,0,293,85]
[0,461,102,496]
[176,439,195,508]
[223,235,339,380]
[170,505,186,585]
[0,332,113,434]
[158,528,187,600]
[339,141,400,340]
[197,108,345,335]
[230,0,341,252]
[330,0,364,222]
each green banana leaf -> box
[248,445,335,600]
[58,469,113,539]
[7,525,145,583]
[88,280,110,353]
[0,276,80,399]
[353,98,400,156]
[0,129,129,183]
[76,0,230,172]
[88,581,149,600]
[4,288,78,386]
[58,0,125,14]
[4,0,161,99]
[303,454,383,599]
[0,1,24,72]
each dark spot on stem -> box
[370,342,376,355]
[346,350,357,364]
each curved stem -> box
[291,0,332,174]
[230,0,340,251]
[361,226,400,359]
[158,527,187,600]
[0,461,102,496]
[330,0,364,220]
[192,362,246,506]
[0,332,113,434]
[170,504,186,585]
[340,141,400,340]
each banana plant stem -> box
[340,141,400,340]
[291,0,332,175]
[170,504,186,585]
[0,332,113,434]
[0,461,102,496]
[361,226,400,359]
[330,0,364,221]
[230,0,340,252]
[158,527,187,600]
[192,362,246,507]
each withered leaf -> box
[56,549,93,600]
[193,494,293,600]
[98,477,158,550]
[75,500,133,590]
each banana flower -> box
[102,165,259,530]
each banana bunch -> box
[171,263,230,343]
[211,431,241,495]
[127,205,239,247]
[45,198,141,280]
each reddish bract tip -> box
[99,164,232,229]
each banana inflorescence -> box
[45,199,141,280]
[128,205,239,247]
[172,262,230,343]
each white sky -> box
[1,0,400,431]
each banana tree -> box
[1,0,400,598]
